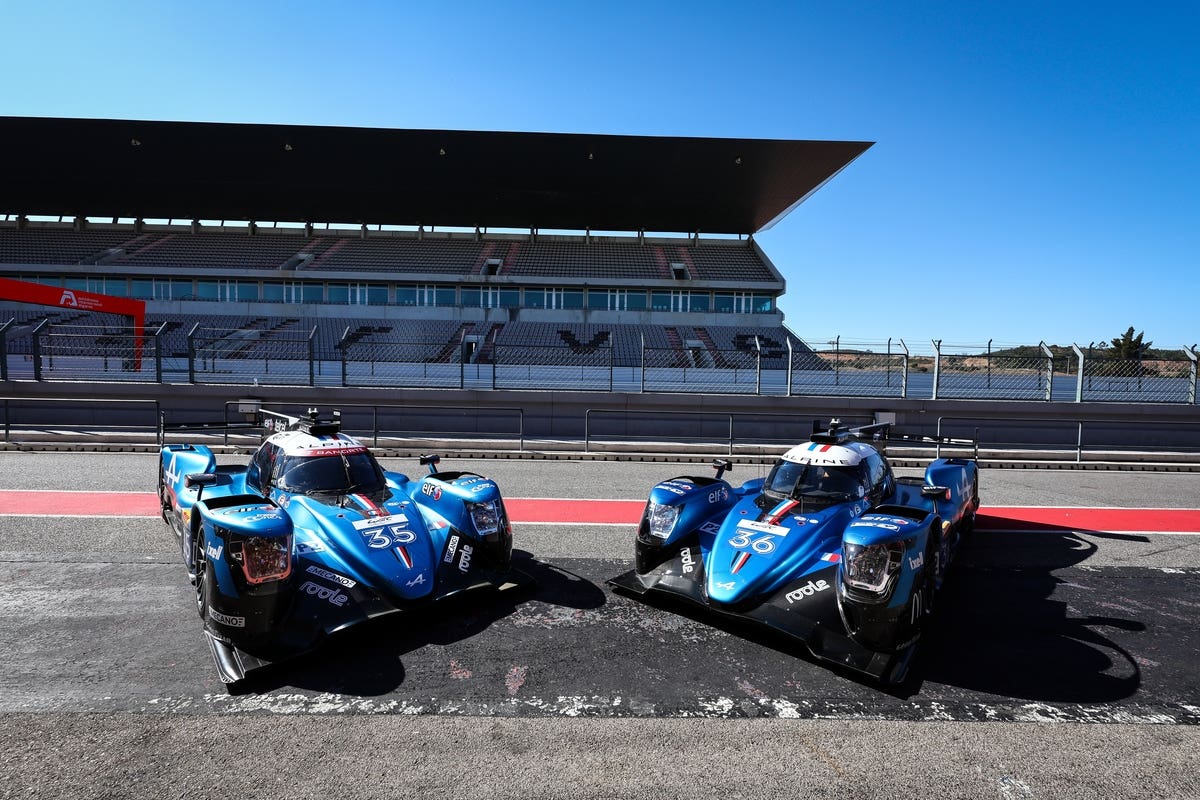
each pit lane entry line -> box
[1,490,1200,532]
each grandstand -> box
[0,117,871,389]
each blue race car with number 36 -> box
[158,407,528,684]
[608,420,979,684]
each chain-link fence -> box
[340,339,464,388]
[15,322,162,382]
[6,319,1199,404]
[189,326,315,386]
[493,344,614,391]
[642,346,760,394]
[790,341,907,397]
[1079,355,1197,403]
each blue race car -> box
[158,407,527,684]
[607,420,979,684]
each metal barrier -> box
[936,415,1200,462]
[584,408,874,454]
[2,396,161,443]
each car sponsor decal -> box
[785,579,830,604]
[421,482,443,501]
[444,534,460,563]
[909,552,924,570]
[209,609,245,627]
[730,551,751,574]
[305,564,357,588]
[458,544,474,573]
[699,521,722,535]
[714,581,736,591]
[406,573,426,587]
[295,536,326,554]
[736,519,789,536]
[352,513,409,531]
[708,487,729,504]
[361,525,417,549]
[205,544,223,561]
[298,580,350,607]
[679,546,696,574]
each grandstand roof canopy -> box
[0,116,871,236]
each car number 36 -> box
[729,532,778,554]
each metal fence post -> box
[0,319,11,381]
[307,326,317,387]
[30,319,48,381]
[931,340,941,400]
[755,335,762,395]
[1186,345,1198,405]
[639,332,646,393]
[786,338,793,396]
[153,324,164,383]
[608,345,614,392]
[338,326,350,387]
[899,339,910,399]
[186,322,199,383]
[1072,344,1086,403]
[1040,342,1054,401]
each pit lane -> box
[2,452,1199,799]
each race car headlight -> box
[646,502,679,539]
[842,541,904,594]
[468,500,501,536]
[233,535,293,584]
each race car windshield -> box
[275,452,387,495]
[764,461,867,502]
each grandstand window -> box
[196,279,255,302]
[395,286,418,306]
[650,291,671,312]
[588,289,648,311]
[498,288,520,307]
[326,283,386,305]
[627,291,648,311]
[328,284,350,304]
[753,294,775,313]
[368,284,388,304]
[714,293,735,313]
[302,283,324,303]
[411,285,455,306]
[131,279,153,300]
[262,282,285,302]
[689,292,711,313]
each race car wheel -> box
[192,536,209,619]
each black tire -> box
[192,534,208,619]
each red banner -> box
[0,276,146,368]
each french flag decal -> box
[821,552,841,563]
[731,551,751,574]
[395,546,413,569]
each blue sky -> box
[2,1,1196,351]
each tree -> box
[1109,327,1152,360]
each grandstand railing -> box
[4,320,1199,404]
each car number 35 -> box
[728,532,778,554]
[364,526,417,549]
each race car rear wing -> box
[815,418,977,458]
[159,404,342,445]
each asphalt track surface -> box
[2,452,1199,799]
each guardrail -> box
[935,415,1200,463]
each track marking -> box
[2,491,1200,532]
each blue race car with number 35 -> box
[608,420,979,684]
[158,407,528,684]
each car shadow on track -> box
[912,521,1150,703]
[229,550,606,696]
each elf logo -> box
[785,579,830,604]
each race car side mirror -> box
[921,485,951,500]
[419,454,442,474]
[185,472,218,502]
[711,459,732,480]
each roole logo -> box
[785,579,830,604]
